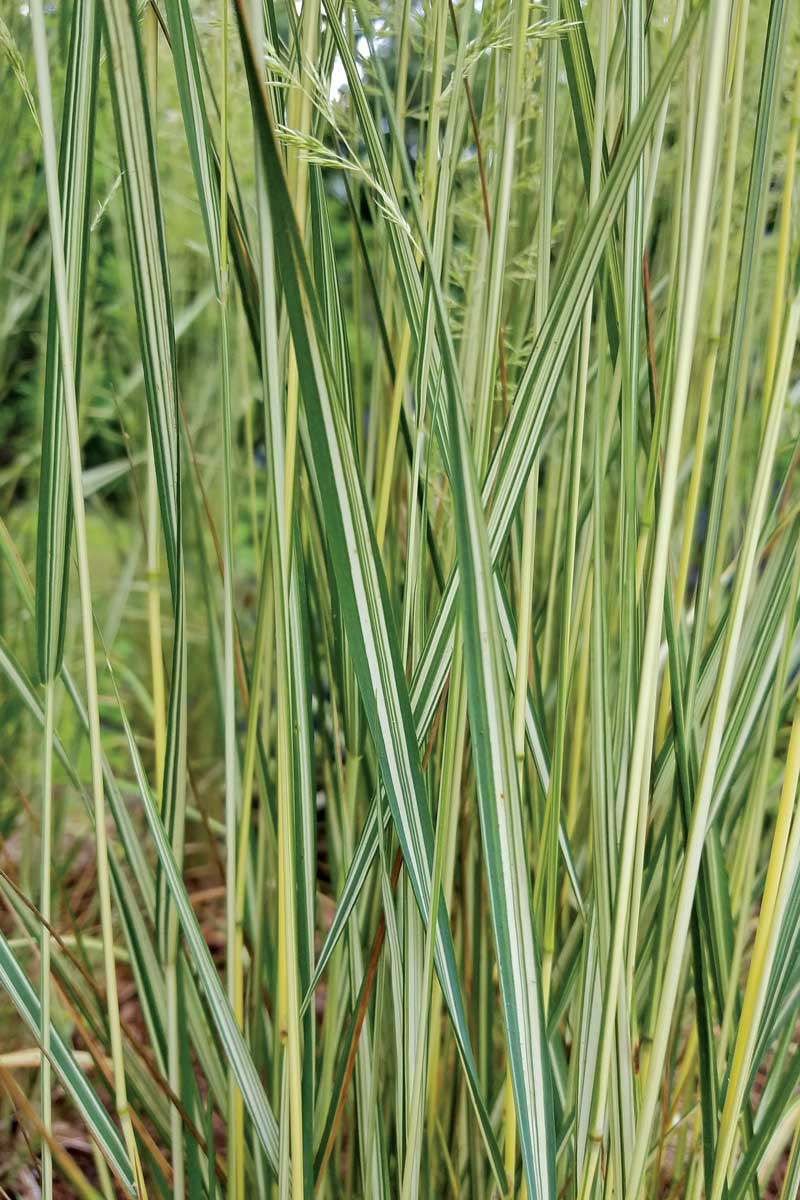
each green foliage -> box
[1,0,800,1196]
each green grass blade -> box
[0,931,137,1195]
[34,0,99,685]
[443,227,556,1200]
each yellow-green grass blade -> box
[441,224,556,1200]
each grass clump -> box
[1,0,800,1196]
